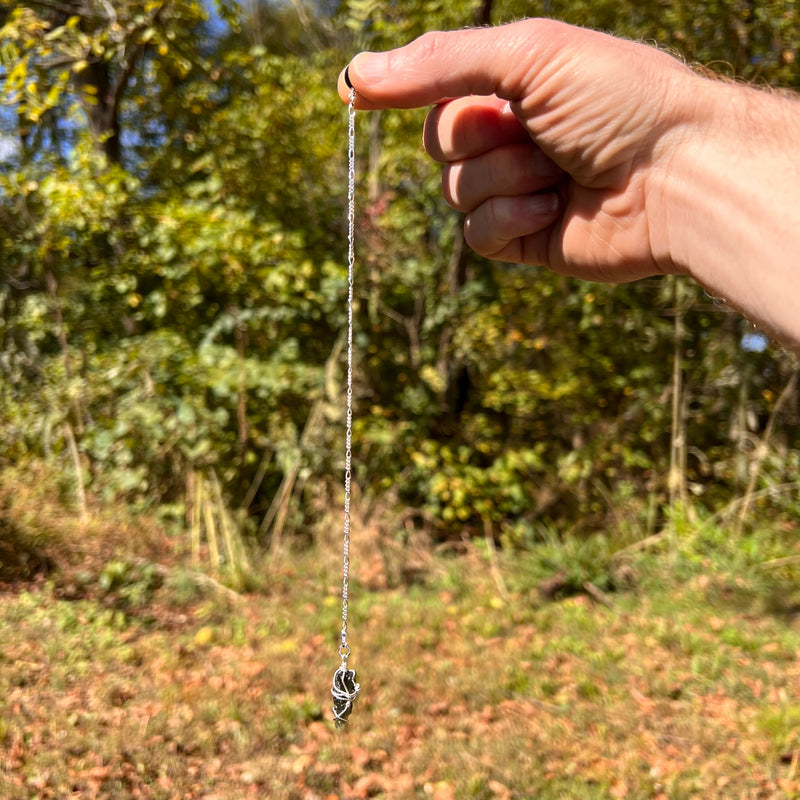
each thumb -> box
[339,19,572,110]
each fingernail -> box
[527,193,559,215]
[350,52,388,86]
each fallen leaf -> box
[424,780,456,800]
[291,754,314,774]
[610,779,628,798]
[351,746,371,768]
[354,772,384,798]
[489,779,511,799]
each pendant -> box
[331,665,360,729]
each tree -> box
[0,1,234,163]
[0,0,797,551]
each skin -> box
[338,19,800,352]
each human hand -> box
[338,19,703,283]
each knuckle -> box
[441,169,456,209]
[441,165,468,212]
[422,105,445,162]
[484,196,512,231]
[409,30,451,63]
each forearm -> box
[656,79,800,350]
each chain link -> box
[339,86,357,668]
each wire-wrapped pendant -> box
[331,665,360,729]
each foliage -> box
[0,0,799,553]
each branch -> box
[583,580,614,607]
[734,368,800,535]
[759,554,800,571]
[28,0,83,18]
[110,3,166,112]
[286,0,323,52]
[483,517,510,602]
[40,53,88,70]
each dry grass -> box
[0,480,798,799]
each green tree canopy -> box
[1,0,797,549]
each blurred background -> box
[1,0,799,554]
[0,2,799,799]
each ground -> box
[0,500,799,799]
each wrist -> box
[649,76,800,347]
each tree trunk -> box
[668,277,688,512]
[75,59,121,163]
[473,0,494,26]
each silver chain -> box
[331,84,360,729]
[340,86,356,665]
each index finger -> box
[423,95,530,162]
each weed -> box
[164,568,208,605]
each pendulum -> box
[331,69,361,730]
[331,67,361,730]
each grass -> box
[0,485,799,798]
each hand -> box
[339,19,701,283]
[340,19,800,350]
